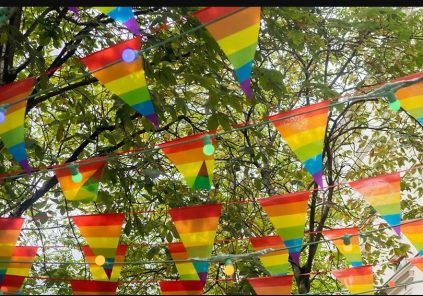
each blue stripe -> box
[303,154,322,175]
[351,261,363,267]
[235,61,253,83]
[193,261,209,273]
[419,250,423,256]
[8,142,27,163]
[418,118,423,124]
[284,238,303,253]
[108,7,133,23]
[132,100,155,116]
[383,214,400,226]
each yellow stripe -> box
[179,231,216,247]
[349,284,374,294]
[84,237,120,248]
[176,262,200,278]
[217,24,260,56]
[176,161,204,178]
[260,254,289,267]
[104,70,146,95]
[89,265,109,280]
[404,233,423,243]
[364,192,400,204]
[95,7,115,14]
[0,108,25,134]
[269,213,307,228]
[282,126,326,150]
[5,267,31,277]
[398,94,423,109]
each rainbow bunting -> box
[169,204,222,286]
[81,37,158,127]
[247,275,293,295]
[70,279,118,295]
[81,244,127,281]
[331,265,374,295]
[194,7,261,99]
[322,227,362,267]
[0,77,36,174]
[259,191,310,265]
[95,7,140,36]
[268,101,330,188]
[249,236,289,275]
[349,173,401,236]
[159,132,217,190]
[0,217,25,284]
[167,242,200,281]
[55,158,106,202]
[401,219,423,255]
[72,213,125,280]
[159,280,203,295]
[394,80,423,125]
[409,256,423,272]
[1,246,38,294]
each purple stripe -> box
[240,79,253,99]
[19,160,31,175]
[312,171,324,189]
[124,18,141,36]
[146,114,159,128]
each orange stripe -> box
[79,225,122,237]
[93,59,143,84]
[396,80,423,99]
[273,112,327,138]
[173,217,219,233]
[263,201,309,216]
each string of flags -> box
[0,5,421,295]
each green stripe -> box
[266,264,289,275]
[119,86,150,106]
[227,43,257,69]
[344,253,362,262]
[91,248,116,258]
[407,107,423,118]
[293,140,323,162]
[277,225,304,240]
[180,273,201,280]
[82,182,100,193]
[185,245,213,258]
[373,203,400,215]
[0,125,24,148]
[193,176,211,190]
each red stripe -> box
[0,77,36,102]
[250,236,283,249]
[267,101,330,122]
[82,244,127,257]
[169,204,222,221]
[248,275,293,288]
[167,242,187,253]
[70,280,118,292]
[116,244,128,256]
[159,131,216,154]
[0,217,24,230]
[259,191,310,207]
[193,7,241,24]
[349,172,400,190]
[332,265,373,278]
[55,159,106,177]
[322,227,358,239]
[81,37,141,71]
[72,213,125,227]
[159,280,203,292]
[12,246,38,257]
[1,275,26,287]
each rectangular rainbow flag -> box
[81,37,158,127]
[81,244,127,282]
[409,256,423,272]
[268,101,330,188]
[55,157,106,202]
[249,236,290,275]
[167,242,200,281]
[247,275,293,295]
[349,173,401,236]
[331,265,374,295]
[394,80,423,125]
[194,7,261,99]
[0,217,25,284]
[0,77,36,174]
[322,227,362,267]
[159,280,203,295]
[159,132,217,190]
[169,204,222,286]
[72,213,125,280]
[401,219,423,255]
[258,191,310,265]
[70,279,118,295]
[95,7,140,36]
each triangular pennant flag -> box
[322,227,362,267]
[0,77,36,174]
[0,217,25,285]
[409,256,423,272]
[349,173,401,236]
[331,265,374,295]
[394,80,423,125]
[268,101,330,188]
[194,7,261,99]
[72,213,125,280]
[159,280,203,295]
[0,275,26,295]
[401,219,423,255]
[159,132,217,190]
[249,236,289,275]
[70,279,118,295]
[81,244,127,281]
[81,37,158,127]
[258,191,310,265]
[95,7,140,36]
[247,275,293,295]
[169,204,222,286]
[55,158,106,202]
[167,242,201,281]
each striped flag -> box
[394,80,423,125]
[159,280,203,295]
[247,275,293,295]
[70,279,118,295]
[322,227,362,267]
[331,265,374,294]
[249,236,290,275]
[167,242,200,281]
[0,217,24,285]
